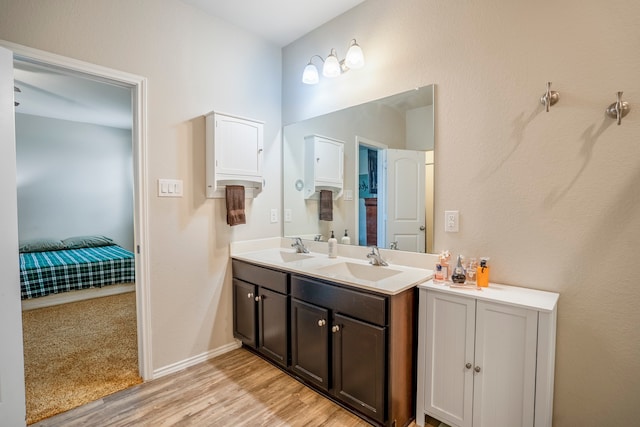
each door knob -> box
[465,363,472,369]
[419,225,426,231]
[254,295,261,302]
[474,366,481,373]
[247,292,254,299]
[317,319,326,327]
[332,325,340,333]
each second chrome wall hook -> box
[605,91,630,125]
[540,82,560,112]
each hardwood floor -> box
[34,347,429,427]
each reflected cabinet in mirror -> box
[283,85,435,253]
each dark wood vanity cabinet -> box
[232,259,416,427]
[232,260,289,368]
[290,298,330,390]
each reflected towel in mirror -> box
[319,189,333,221]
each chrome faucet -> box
[291,237,309,254]
[367,246,388,266]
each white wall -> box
[15,114,134,251]
[0,0,282,372]
[283,0,640,425]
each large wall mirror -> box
[283,85,435,253]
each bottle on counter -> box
[438,250,451,282]
[476,257,490,287]
[434,263,444,283]
[341,229,351,245]
[451,255,466,284]
[328,230,338,258]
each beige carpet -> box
[22,292,142,425]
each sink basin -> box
[315,262,403,282]
[275,251,313,263]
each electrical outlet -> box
[445,210,459,232]
[270,208,278,223]
[284,209,292,223]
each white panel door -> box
[386,149,425,252]
[0,46,27,426]
[473,301,538,427]
[425,291,475,427]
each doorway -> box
[2,40,151,423]
[356,136,387,249]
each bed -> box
[19,236,135,301]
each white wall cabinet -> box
[304,134,344,199]
[416,281,559,427]
[205,111,264,198]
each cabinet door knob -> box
[255,295,261,302]
[474,366,481,373]
[466,363,472,369]
[317,319,326,327]
[247,292,254,299]
[332,325,340,333]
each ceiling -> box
[181,0,366,47]
[12,1,365,130]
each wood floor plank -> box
[34,348,401,427]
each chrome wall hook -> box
[539,82,560,112]
[605,91,630,125]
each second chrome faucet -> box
[367,246,388,266]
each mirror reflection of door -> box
[385,149,426,252]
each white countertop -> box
[231,246,433,295]
[419,280,559,313]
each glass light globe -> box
[345,41,364,69]
[302,62,319,84]
[322,50,341,78]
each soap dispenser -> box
[341,229,351,245]
[328,230,338,258]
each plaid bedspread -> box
[20,245,135,299]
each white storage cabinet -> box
[416,281,559,427]
[205,111,264,198]
[303,134,344,199]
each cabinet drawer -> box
[291,275,387,326]
[232,259,288,294]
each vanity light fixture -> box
[302,39,365,85]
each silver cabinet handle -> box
[317,319,326,327]
[332,325,340,333]
[474,366,481,373]
[247,292,254,299]
[466,363,472,369]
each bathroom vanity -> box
[231,244,433,427]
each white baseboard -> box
[21,282,135,311]
[152,340,242,379]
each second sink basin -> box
[315,262,403,282]
[276,250,313,263]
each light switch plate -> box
[344,189,354,201]
[158,179,183,197]
[445,210,459,232]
